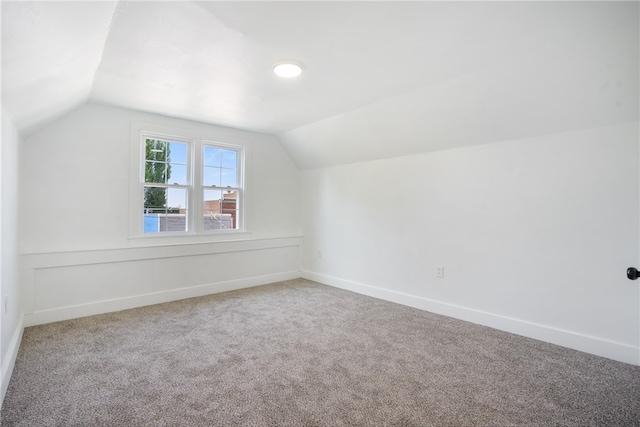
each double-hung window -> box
[201,143,242,232]
[134,127,244,236]
[143,135,190,233]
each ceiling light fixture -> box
[273,62,303,78]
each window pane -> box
[203,166,221,187]
[145,161,167,183]
[143,186,187,233]
[221,149,237,169]
[144,186,167,212]
[145,139,167,162]
[145,140,187,184]
[204,189,222,214]
[169,142,187,164]
[203,189,238,231]
[167,188,187,210]
[204,146,221,167]
[220,168,237,187]
[169,164,187,185]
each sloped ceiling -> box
[2,1,638,169]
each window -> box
[202,144,241,231]
[133,127,245,236]
[143,137,190,233]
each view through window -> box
[141,134,243,234]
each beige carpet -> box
[2,279,639,426]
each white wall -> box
[21,103,300,253]
[1,109,23,400]
[20,103,301,326]
[301,121,640,365]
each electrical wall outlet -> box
[435,266,445,279]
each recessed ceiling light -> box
[273,62,303,78]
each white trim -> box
[25,271,300,327]
[1,314,24,406]
[22,236,302,269]
[302,270,640,366]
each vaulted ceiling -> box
[2,1,638,169]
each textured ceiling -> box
[2,1,638,168]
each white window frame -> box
[198,140,245,233]
[129,122,249,240]
[140,131,193,234]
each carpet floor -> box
[2,278,639,426]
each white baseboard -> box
[1,314,24,406]
[302,270,639,366]
[24,270,300,327]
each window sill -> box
[128,230,252,245]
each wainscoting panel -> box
[34,260,154,312]
[23,237,302,326]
